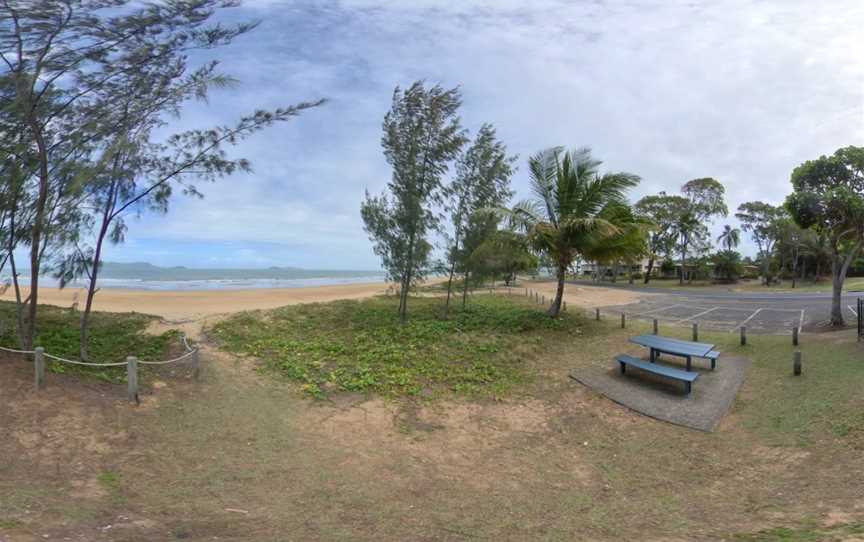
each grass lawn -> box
[2,294,863,541]
[0,300,180,382]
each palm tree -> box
[498,147,640,317]
[717,224,741,251]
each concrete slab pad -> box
[570,354,751,432]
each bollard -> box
[127,356,139,404]
[621,313,626,329]
[563,301,567,312]
[792,326,799,346]
[793,351,802,375]
[740,326,747,346]
[653,319,658,335]
[595,308,601,321]
[692,322,699,342]
[34,347,45,390]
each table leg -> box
[686,356,692,371]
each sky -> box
[104,0,864,269]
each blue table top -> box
[629,334,715,357]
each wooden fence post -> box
[692,323,698,342]
[740,326,747,346]
[793,350,802,375]
[653,319,658,335]
[127,356,139,404]
[595,308,601,321]
[792,326,799,346]
[621,313,626,329]
[34,347,45,390]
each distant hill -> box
[5,262,384,281]
[93,262,384,281]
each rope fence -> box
[1,334,200,404]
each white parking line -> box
[848,305,858,317]
[637,304,684,316]
[733,308,764,330]
[674,306,719,324]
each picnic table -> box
[629,334,719,372]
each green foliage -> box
[498,146,640,315]
[634,193,681,273]
[734,522,864,542]
[785,146,864,323]
[713,249,744,283]
[469,230,538,285]
[211,295,589,399]
[0,302,176,383]
[361,81,468,321]
[717,224,741,251]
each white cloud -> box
[124,0,864,266]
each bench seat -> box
[616,354,698,395]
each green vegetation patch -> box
[0,301,178,383]
[734,521,864,541]
[211,295,587,398]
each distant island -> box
[3,262,386,290]
[90,262,386,282]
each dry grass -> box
[2,295,864,541]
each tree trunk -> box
[644,257,655,284]
[548,264,566,317]
[461,271,470,308]
[24,120,52,351]
[829,242,860,327]
[443,259,457,318]
[679,245,686,286]
[81,182,117,359]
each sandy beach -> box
[0,280,644,322]
[0,282,393,321]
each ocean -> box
[5,263,387,291]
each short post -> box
[653,318,658,335]
[620,313,626,329]
[193,349,201,381]
[542,295,546,304]
[792,326,799,346]
[793,350,802,376]
[127,356,139,404]
[563,301,567,312]
[740,326,747,346]
[525,288,528,297]
[34,346,45,390]
[535,292,539,303]
[692,322,699,342]
[595,308,601,321]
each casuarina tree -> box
[361,82,467,323]
[442,123,516,315]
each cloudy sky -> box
[106,0,864,269]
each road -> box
[574,282,863,334]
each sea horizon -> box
[2,262,388,291]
